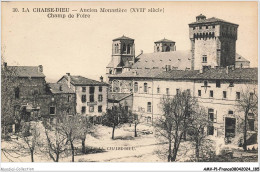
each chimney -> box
[66,73,71,88]
[38,65,43,72]
[100,76,104,82]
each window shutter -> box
[214,110,217,123]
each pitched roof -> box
[6,66,45,78]
[109,67,257,82]
[189,17,238,26]
[154,38,175,43]
[236,53,250,62]
[108,92,132,102]
[132,50,192,70]
[60,75,108,86]
[48,83,74,94]
[113,35,134,41]
[109,69,164,79]
[190,68,258,81]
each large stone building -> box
[57,73,109,122]
[106,14,257,142]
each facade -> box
[47,83,76,118]
[106,14,257,143]
[109,68,258,142]
[57,73,109,118]
[1,63,51,132]
[107,93,133,110]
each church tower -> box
[189,14,239,70]
[154,38,176,52]
[106,35,135,80]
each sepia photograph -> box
[1,1,259,171]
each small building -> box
[57,73,109,122]
[108,92,133,111]
[47,83,76,118]
[235,53,250,68]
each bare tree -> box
[187,107,210,162]
[155,90,198,162]
[42,119,67,162]
[236,86,258,151]
[77,116,93,154]
[128,111,142,137]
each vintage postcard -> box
[1,1,259,171]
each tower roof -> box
[189,16,238,26]
[154,38,175,43]
[113,35,134,41]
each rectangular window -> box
[81,106,86,114]
[89,106,94,112]
[50,107,55,115]
[210,90,213,98]
[208,109,214,122]
[15,87,20,99]
[82,87,86,92]
[81,95,86,103]
[166,88,169,95]
[206,26,208,29]
[202,55,207,63]
[208,126,214,135]
[250,92,254,100]
[134,82,138,93]
[89,86,95,94]
[176,89,180,95]
[248,119,255,131]
[89,95,94,102]
[223,91,227,99]
[68,95,71,102]
[212,25,215,29]
[198,90,201,97]
[144,83,148,93]
[98,106,102,113]
[216,80,221,88]
[147,102,152,113]
[157,87,160,94]
[236,92,240,100]
[98,95,103,102]
[229,81,234,87]
[99,86,102,92]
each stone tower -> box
[189,14,239,70]
[154,38,176,52]
[106,35,135,80]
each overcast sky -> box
[2,1,258,82]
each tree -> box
[77,116,93,154]
[236,86,258,151]
[129,111,142,137]
[155,90,198,162]
[1,60,18,136]
[103,104,128,139]
[187,107,210,162]
[42,119,67,162]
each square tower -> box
[189,14,239,70]
[154,38,176,52]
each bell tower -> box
[189,14,238,70]
[106,35,135,80]
[154,38,176,52]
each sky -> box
[2,1,258,82]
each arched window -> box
[127,45,131,54]
[122,44,126,54]
[144,83,148,93]
[165,46,170,52]
[134,82,138,93]
[115,44,119,54]
[157,46,160,52]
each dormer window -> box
[204,81,208,87]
